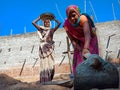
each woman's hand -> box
[82,48,90,56]
[32,16,41,30]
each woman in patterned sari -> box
[32,14,61,83]
[63,5,99,75]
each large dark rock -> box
[74,54,119,90]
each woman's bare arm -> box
[52,19,61,33]
[82,21,91,55]
[83,21,91,49]
[32,17,43,31]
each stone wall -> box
[0,28,69,70]
[0,20,120,79]
[96,20,120,59]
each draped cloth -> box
[38,28,55,83]
[64,19,99,75]
[64,5,99,75]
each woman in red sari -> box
[63,5,99,75]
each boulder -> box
[74,54,119,90]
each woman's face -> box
[69,11,79,24]
[44,19,50,27]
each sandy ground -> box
[1,73,120,90]
[0,73,120,90]
[0,73,73,90]
[0,63,120,90]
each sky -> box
[0,0,120,36]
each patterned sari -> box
[38,28,55,83]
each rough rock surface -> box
[74,54,119,90]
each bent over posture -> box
[63,5,99,75]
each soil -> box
[0,73,73,90]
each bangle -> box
[83,48,89,50]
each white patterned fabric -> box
[38,28,55,83]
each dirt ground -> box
[1,73,120,90]
[1,61,120,90]
[0,73,73,90]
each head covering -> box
[66,5,81,18]
[66,5,81,27]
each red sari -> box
[64,15,99,74]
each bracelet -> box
[83,48,89,50]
